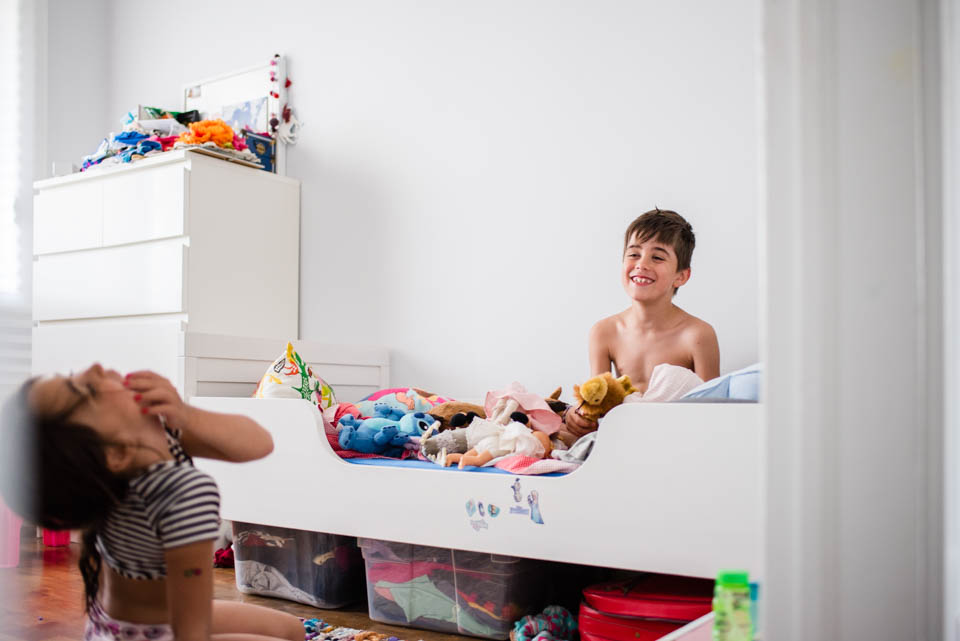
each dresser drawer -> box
[102,164,187,246]
[33,320,185,388]
[35,239,187,320]
[33,181,103,255]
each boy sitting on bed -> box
[563,208,720,438]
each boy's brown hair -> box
[623,208,696,272]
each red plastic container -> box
[580,602,683,641]
[42,529,70,547]
[579,576,714,641]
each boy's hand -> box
[124,370,193,433]
[563,407,599,437]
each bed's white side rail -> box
[193,398,763,580]
[180,332,389,402]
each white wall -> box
[944,0,959,637]
[48,0,760,399]
[45,0,109,175]
[764,0,943,638]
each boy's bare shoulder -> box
[589,311,628,338]
[676,309,718,345]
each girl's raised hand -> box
[124,371,193,433]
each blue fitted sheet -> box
[344,457,567,477]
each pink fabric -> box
[85,602,173,641]
[0,495,22,568]
[156,135,179,151]
[363,388,407,402]
[484,382,562,435]
[493,454,580,475]
[362,388,452,406]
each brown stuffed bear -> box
[426,401,486,431]
[572,372,637,421]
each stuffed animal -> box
[485,382,562,434]
[370,404,406,421]
[397,411,436,436]
[545,387,569,415]
[356,388,449,417]
[427,401,486,431]
[444,413,553,469]
[572,372,637,421]
[420,425,470,463]
[543,386,581,447]
[337,415,410,456]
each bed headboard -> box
[182,332,390,403]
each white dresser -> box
[32,150,301,396]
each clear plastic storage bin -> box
[359,538,543,639]
[233,522,364,608]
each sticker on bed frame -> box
[468,499,488,531]
[527,490,544,524]
[470,518,489,531]
[465,478,545,532]
[509,477,530,516]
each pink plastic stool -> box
[42,528,70,547]
[0,497,23,568]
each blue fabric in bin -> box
[681,363,762,401]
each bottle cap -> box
[716,570,749,586]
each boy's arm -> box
[561,322,609,437]
[588,321,613,376]
[690,324,720,382]
[126,370,274,462]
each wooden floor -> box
[0,538,471,641]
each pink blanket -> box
[493,454,580,475]
[484,382,562,435]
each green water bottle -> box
[712,570,752,641]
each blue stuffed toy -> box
[356,389,437,417]
[371,403,407,421]
[338,415,410,457]
[397,411,436,436]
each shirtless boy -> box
[564,208,720,437]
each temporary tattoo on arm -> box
[183,568,202,577]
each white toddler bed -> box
[184,335,763,581]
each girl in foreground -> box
[0,364,304,641]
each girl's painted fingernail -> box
[141,407,148,414]
[134,394,142,401]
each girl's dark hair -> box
[0,379,129,613]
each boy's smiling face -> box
[622,234,691,302]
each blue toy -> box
[338,415,410,457]
[356,388,438,417]
[397,411,436,436]
[371,403,407,421]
